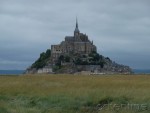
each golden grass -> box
[0,74,150,113]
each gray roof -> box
[65,36,74,41]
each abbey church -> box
[51,19,97,62]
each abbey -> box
[51,19,97,62]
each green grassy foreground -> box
[0,74,150,113]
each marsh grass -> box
[0,74,150,113]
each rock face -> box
[50,59,132,74]
[25,20,133,74]
[25,51,132,74]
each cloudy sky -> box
[0,0,150,70]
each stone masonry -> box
[51,19,97,63]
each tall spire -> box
[76,17,78,29]
[74,17,80,34]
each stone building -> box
[51,19,97,62]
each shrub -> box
[31,49,51,69]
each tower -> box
[74,18,80,37]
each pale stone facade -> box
[51,19,97,62]
[37,67,52,74]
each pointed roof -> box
[76,17,78,28]
[74,17,80,33]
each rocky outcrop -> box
[52,61,132,74]
[25,52,132,74]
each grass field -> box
[0,74,150,113]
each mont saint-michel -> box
[26,19,132,74]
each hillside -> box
[25,50,132,74]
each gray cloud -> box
[0,0,150,69]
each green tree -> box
[74,58,82,65]
[31,49,51,69]
[59,55,64,61]
[64,56,70,62]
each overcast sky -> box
[0,0,150,70]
